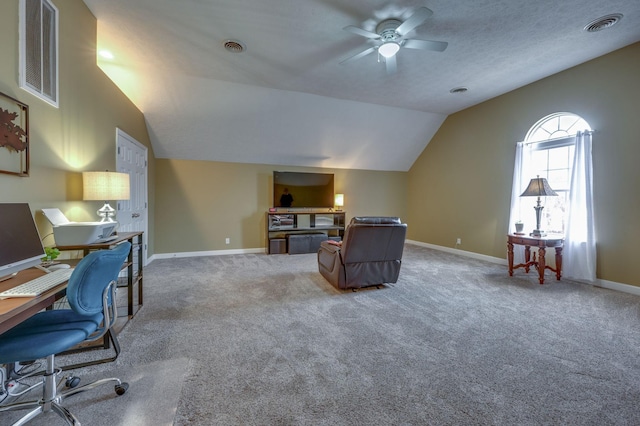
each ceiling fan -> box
[340,7,448,74]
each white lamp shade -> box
[83,171,131,201]
[378,42,400,58]
[334,193,344,208]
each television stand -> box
[266,210,346,254]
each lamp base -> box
[97,202,117,223]
[530,229,546,237]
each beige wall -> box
[408,42,640,287]
[154,159,407,254]
[0,0,155,253]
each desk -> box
[0,268,66,335]
[0,232,143,369]
[507,233,564,284]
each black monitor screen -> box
[0,203,45,278]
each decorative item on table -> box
[519,175,558,237]
[514,221,524,234]
[82,171,131,222]
[41,247,60,266]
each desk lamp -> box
[334,194,344,211]
[83,171,130,222]
[520,176,558,237]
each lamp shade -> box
[334,193,344,208]
[83,171,130,201]
[520,177,558,197]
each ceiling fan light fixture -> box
[378,42,400,58]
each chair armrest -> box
[320,240,341,253]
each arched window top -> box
[525,112,591,143]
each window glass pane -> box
[25,0,41,91]
[559,115,580,132]
[541,116,559,134]
[547,169,569,191]
[530,150,548,176]
[528,128,548,142]
[544,192,568,234]
[571,118,590,134]
[42,3,54,98]
[548,146,569,170]
[548,129,569,139]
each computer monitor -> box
[0,203,46,279]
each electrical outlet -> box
[225,238,230,245]
[456,238,461,245]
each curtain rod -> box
[516,129,596,145]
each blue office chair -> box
[0,242,131,425]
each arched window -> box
[509,112,596,282]
[514,112,591,235]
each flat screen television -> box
[0,203,46,279]
[273,171,334,209]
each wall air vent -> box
[584,13,623,32]
[223,39,246,53]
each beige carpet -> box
[4,244,640,425]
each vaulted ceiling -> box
[82,0,640,171]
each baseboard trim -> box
[595,279,640,296]
[405,239,639,296]
[148,248,264,263]
[405,239,508,265]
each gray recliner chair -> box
[317,217,407,290]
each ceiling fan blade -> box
[343,25,381,39]
[340,46,377,64]
[395,7,433,36]
[403,38,448,52]
[385,55,397,75]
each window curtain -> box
[563,131,596,282]
[508,142,532,264]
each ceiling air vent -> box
[584,13,623,32]
[450,87,468,94]
[223,39,246,53]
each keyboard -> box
[0,268,74,298]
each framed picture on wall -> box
[0,91,29,176]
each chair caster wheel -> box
[115,382,129,395]
[66,376,81,388]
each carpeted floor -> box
[4,244,640,425]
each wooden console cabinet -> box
[266,211,346,254]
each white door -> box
[115,128,148,265]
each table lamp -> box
[520,176,558,237]
[334,194,344,211]
[83,171,130,222]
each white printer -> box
[42,208,118,246]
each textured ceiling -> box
[83,0,640,171]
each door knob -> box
[132,213,140,218]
